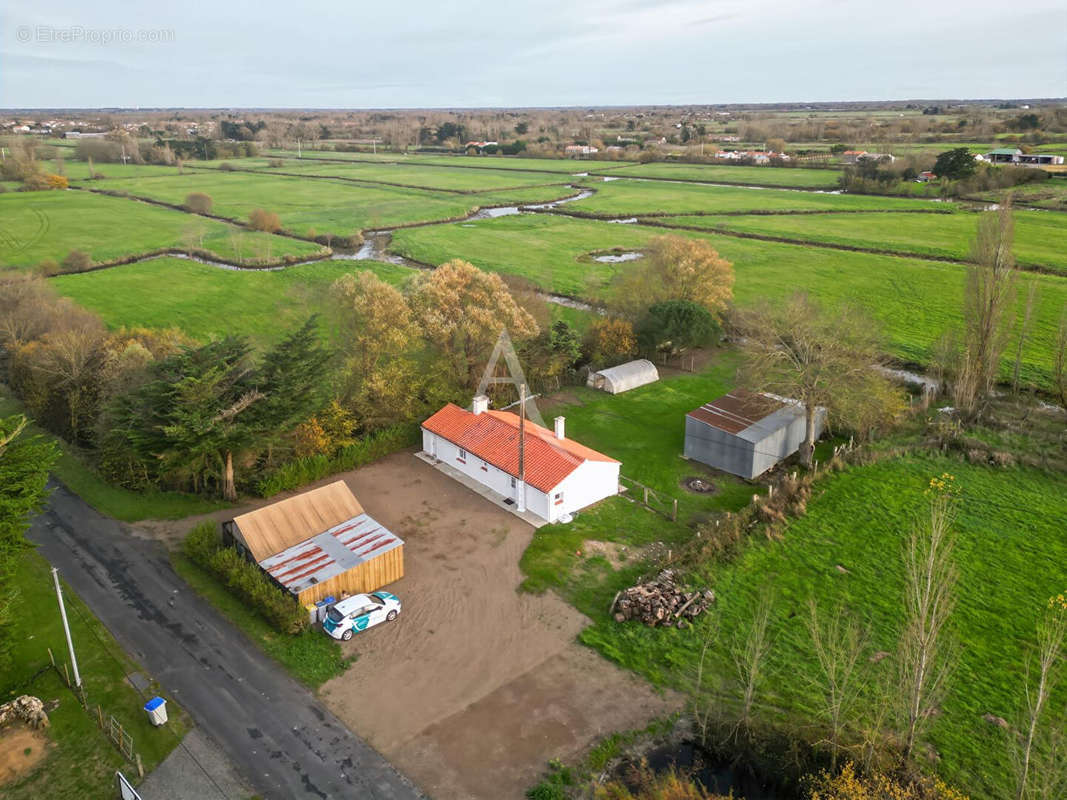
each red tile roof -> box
[422,403,617,493]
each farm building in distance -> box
[983,148,1065,166]
[587,359,660,394]
[421,397,620,524]
[684,390,826,480]
[223,481,404,605]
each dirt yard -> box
[148,449,679,798]
[321,451,678,799]
[0,725,51,786]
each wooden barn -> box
[223,481,403,605]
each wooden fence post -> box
[136,753,144,779]
[98,705,105,728]
[62,663,70,687]
[47,647,55,667]
[671,498,678,522]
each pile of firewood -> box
[611,570,715,628]
[0,695,49,729]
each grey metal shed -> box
[683,390,826,479]
[587,359,659,394]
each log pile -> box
[612,570,715,628]
[0,695,50,729]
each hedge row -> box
[183,522,308,635]
[255,422,420,497]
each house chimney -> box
[472,395,489,415]
[554,416,565,440]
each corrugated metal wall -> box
[294,545,404,606]
[683,417,756,478]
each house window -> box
[554,491,564,506]
[510,477,516,489]
[457,448,466,464]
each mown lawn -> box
[0,390,224,521]
[88,170,577,237]
[171,553,349,688]
[1,551,187,799]
[659,209,1067,273]
[390,214,1067,389]
[570,178,944,215]
[531,455,1067,800]
[603,162,843,188]
[51,257,413,344]
[0,189,325,268]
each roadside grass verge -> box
[390,214,1067,389]
[0,390,224,521]
[51,257,413,344]
[531,454,1067,800]
[656,209,1067,274]
[1,551,186,799]
[0,189,324,269]
[170,553,349,689]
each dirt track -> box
[321,452,678,798]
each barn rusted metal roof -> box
[258,512,403,596]
[687,390,787,436]
[421,403,618,493]
[231,481,364,562]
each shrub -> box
[257,423,419,497]
[184,191,213,213]
[36,259,59,277]
[183,521,308,635]
[218,162,236,171]
[248,208,281,233]
[267,159,285,168]
[62,250,92,271]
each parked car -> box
[322,592,401,640]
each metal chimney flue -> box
[554,416,565,440]
[472,395,489,415]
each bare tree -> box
[806,599,867,770]
[898,476,959,763]
[1011,278,1039,395]
[732,591,774,731]
[1013,595,1066,800]
[957,198,1018,417]
[1054,305,1067,408]
[691,616,723,745]
[736,294,900,467]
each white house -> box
[421,397,620,524]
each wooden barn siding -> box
[294,545,405,606]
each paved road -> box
[29,484,425,800]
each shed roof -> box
[687,390,803,443]
[259,512,402,597]
[422,403,618,493]
[590,359,660,392]
[231,481,364,562]
[988,148,1022,155]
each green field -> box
[51,257,412,343]
[239,159,574,192]
[657,209,1067,273]
[86,171,576,237]
[968,179,1067,210]
[603,162,843,188]
[390,214,1067,388]
[2,551,186,798]
[571,178,944,215]
[60,161,192,181]
[543,454,1067,800]
[0,190,324,268]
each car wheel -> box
[386,610,398,622]
[341,629,354,641]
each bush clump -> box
[248,208,281,232]
[257,423,418,497]
[62,249,92,272]
[183,521,308,635]
[184,191,213,213]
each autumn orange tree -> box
[584,317,637,366]
[614,235,734,319]
[410,259,539,389]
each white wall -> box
[421,429,615,523]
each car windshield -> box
[369,595,385,605]
[326,606,345,624]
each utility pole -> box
[517,383,526,513]
[51,568,81,688]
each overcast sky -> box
[2,0,1065,108]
